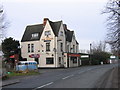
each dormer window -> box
[45,31,51,36]
[31,33,39,39]
[60,31,63,36]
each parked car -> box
[16,61,38,72]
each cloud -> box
[2,0,108,3]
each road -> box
[2,64,118,89]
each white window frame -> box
[32,33,39,38]
[45,31,51,36]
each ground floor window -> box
[46,58,54,64]
[71,57,77,63]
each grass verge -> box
[7,71,40,77]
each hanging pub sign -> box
[29,54,40,58]
[42,37,53,42]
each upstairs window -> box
[31,44,34,52]
[46,43,50,51]
[60,43,63,52]
[31,33,39,39]
[45,31,51,36]
[60,31,63,36]
[28,44,30,53]
[28,44,34,53]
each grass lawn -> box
[7,71,40,77]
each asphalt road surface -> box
[2,64,118,89]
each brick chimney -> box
[43,18,49,26]
[64,24,67,30]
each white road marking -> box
[62,74,74,80]
[78,71,85,74]
[87,69,92,71]
[78,68,95,74]
[35,82,53,89]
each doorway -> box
[35,58,39,64]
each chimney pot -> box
[43,18,49,26]
[64,24,67,30]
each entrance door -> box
[35,58,39,64]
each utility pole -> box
[90,43,92,65]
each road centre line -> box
[35,82,54,89]
[78,71,85,74]
[78,68,96,74]
[62,74,74,80]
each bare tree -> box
[91,41,107,53]
[103,0,120,56]
[89,41,110,65]
[0,4,8,41]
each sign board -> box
[68,54,80,57]
[110,56,116,59]
[29,54,40,58]
[42,37,53,41]
[10,55,15,58]
[81,55,89,58]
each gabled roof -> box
[21,24,44,42]
[64,24,78,44]
[49,20,62,36]
[21,18,78,44]
[21,19,62,42]
[65,29,74,42]
[64,24,74,42]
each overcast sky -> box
[1,0,109,51]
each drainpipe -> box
[54,36,57,68]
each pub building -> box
[21,18,80,68]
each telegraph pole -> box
[90,43,92,65]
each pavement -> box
[2,78,20,87]
[1,64,119,88]
[94,66,119,88]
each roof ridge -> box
[27,24,43,27]
[49,20,62,23]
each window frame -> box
[60,31,63,36]
[31,44,34,52]
[28,44,30,53]
[46,43,50,51]
[46,58,54,64]
[45,31,51,36]
[60,43,63,52]
[31,33,39,39]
